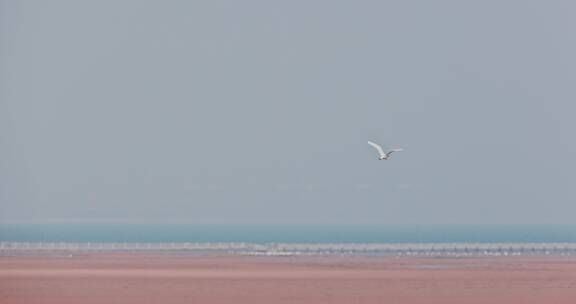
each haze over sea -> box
[1,223,576,244]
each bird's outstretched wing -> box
[386,148,404,155]
[368,141,386,158]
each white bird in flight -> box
[368,141,403,160]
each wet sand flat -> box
[1,254,576,304]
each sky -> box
[1,0,575,225]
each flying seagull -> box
[368,141,403,160]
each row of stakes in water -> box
[2,242,576,256]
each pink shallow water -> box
[2,254,576,304]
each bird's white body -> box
[368,141,403,160]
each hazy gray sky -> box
[1,0,575,224]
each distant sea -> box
[1,223,576,244]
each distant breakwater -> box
[2,242,576,257]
